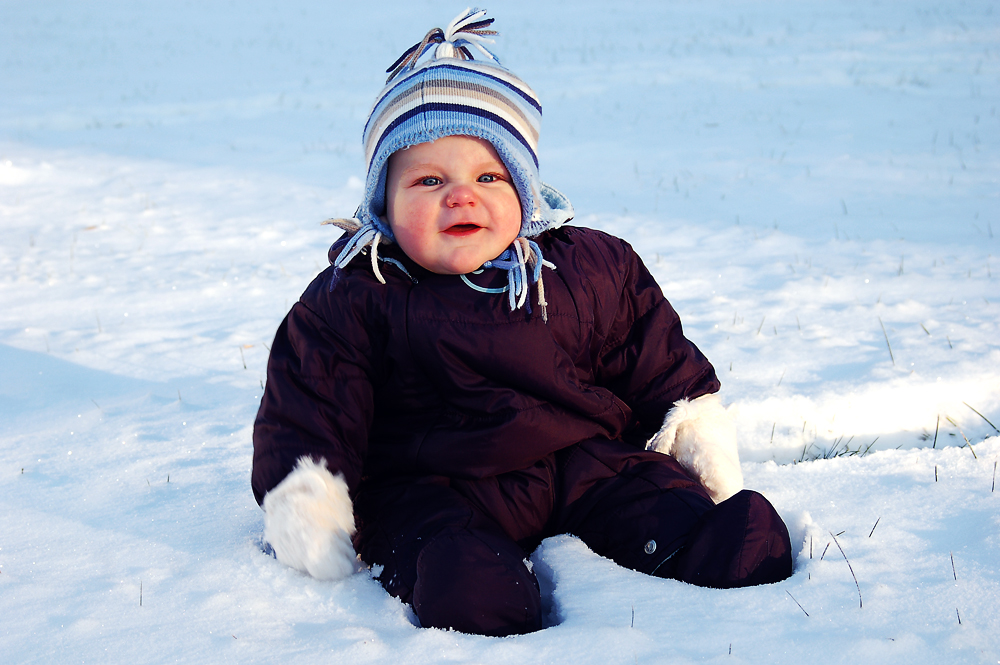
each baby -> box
[252,9,792,637]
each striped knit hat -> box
[330,8,573,314]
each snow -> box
[1,0,998,662]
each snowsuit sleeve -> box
[251,269,386,505]
[592,236,720,446]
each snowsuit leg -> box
[669,489,793,588]
[353,478,543,637]
[555,438,715,575]
[556,438,791,587]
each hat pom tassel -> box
[387,7,499,82]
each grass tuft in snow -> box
[797,435,878,462]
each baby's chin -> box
[420,245,513,275]
[428,261,487,276]
[422,253,497,276]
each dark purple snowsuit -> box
[252,226,792,636]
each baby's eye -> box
[478,173,501,183]
[419,176,442,186]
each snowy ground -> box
[1,1,998,663]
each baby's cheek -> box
[393,228,422,256]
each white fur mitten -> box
[646,393,743,504]
[262,456,357,580]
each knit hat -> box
[328,8,573,317]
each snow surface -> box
[1,1,998,662]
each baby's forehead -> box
[387,135,507,173]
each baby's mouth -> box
[443,223,482,237]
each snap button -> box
[644,539,657,555]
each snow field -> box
[1,0,999,662]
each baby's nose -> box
[446,184,477,207]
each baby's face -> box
[385,135,522,275]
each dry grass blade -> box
[947,417,979,459]
[878,316,894,366]
[963,402,999,434]
[785,590,809,617]
[830,531,862,608]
